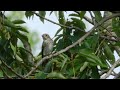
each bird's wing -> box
[42,42,45,58]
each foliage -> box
[0,11,120,79]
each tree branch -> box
[83,12,120,57]
[100,36,119,42]
[33,12,85,32]
[99,69,117,76]
[24,13,120,78]
[21,40,34,66]
[0,64,12,79]
[101,58,120,79]
[0,58,25,79]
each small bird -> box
[42,34,54,65]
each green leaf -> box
[69,11,86,20]
[103,42,115,64]
[0,70,3,77]
[85,34,99,50]
[3,19,27,33]
[54,34,63,45]
[10,42,16,55]
[80,62,89,72]
[55,38,64,51]
[79,11,86,19]
[15,26,28,33]
[59,54,69,71]
[93,11,102,21]
[112,18,120,37]
[99,52,109,68]
[44,59,56,73]
[91,66,100,79]
[35,71,47,79]
[39,11,46,23]
[71,18,86,30]
[69,13,79,17]
[16,31,28,42]
[79,48,107,67]
[12,20,26,24]
[25,11,34,19]
[78,67,89,79]
[3,19,16,28]
[59,11,65,25]
[47,72,66,79]
[18,47,33,67]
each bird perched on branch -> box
[42,33,54,66]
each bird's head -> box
[42,33,51,40]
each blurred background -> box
[4,11,120,79]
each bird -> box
[41,33,54,66]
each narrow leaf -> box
[59,11,65,25]
[47,72,66,79]
[93,11,102,21]
[103,42,115,64]
[79,49,107,67]
[39,11,46,23]
[25,11,34,19]
[79,11,86,19]
[12,20,26,24]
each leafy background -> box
[0,11,120,79]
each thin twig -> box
[99,70,116,76]
[0,65,12,79]
[76,11,113,35]
[100,36,119,42]
[101,58,120,79]
[88,11,95,25]
[24,13,120,78]
[21,39,34,66]
[33,12,85,32]
[0,59,25,79]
